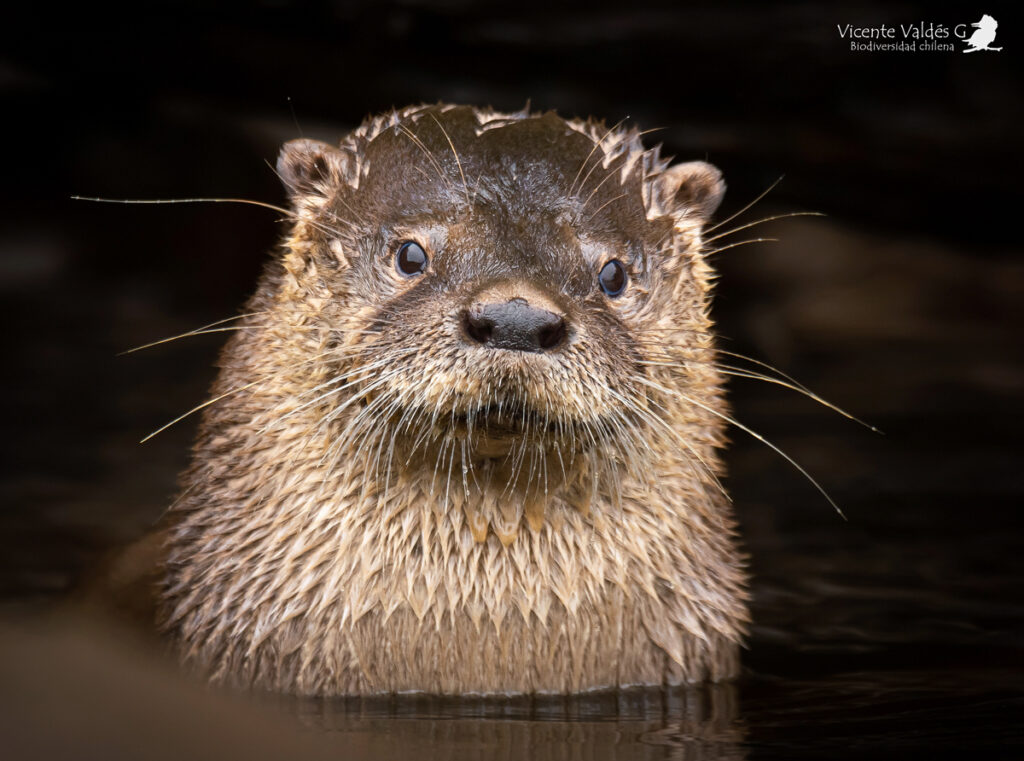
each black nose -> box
[462,298,567,352]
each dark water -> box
[2,2,1022,758]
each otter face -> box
[275,105,724,507]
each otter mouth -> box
[369,398,591,460]
[358,384,575,439]
[451,404,566,437]
[445,404,584,460]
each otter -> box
[159,104,748,695]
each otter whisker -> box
[585,371,727,503]
[309,362,438,487]
[262,158,363,237]
[304,370,410,456]
[315,384,397,474]
[568,117,628,198]
[412,165,435,185]
[373,385,428,484]
[71,195,294,215]
[321,202,364,237]
[118,311,270,355]
[620,403,711,505]
[703,175,784,235]
[367,396,401,490]
[565,389,636,505]
[552,437,568,486]
[321,363,407,435]
[703,211,825,244]
[718,367,876,430]
[71,195,346,242]
[272,363,391,431]
[444,434,459,509]
[702,409,843,518]
[652,379,847,518]
[576,168,625,222]
[524,440,540,498]
[397,124,454,192]
[398,379,442,460]
[428,431,454,506]
[635,348,879,433]
[573,124,663,211]
[704,237,779,257]
[266,351,417,432]
[585,192,629,222]
[428,113,472,210]
[392,390,429,446]
[716,348,839,400]
[405,408,442,465]
[459,438,472,501]
[140,378,265,443]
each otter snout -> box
[462,297,567,353]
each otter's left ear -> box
[656,161,725,223]
[276,138,348,200]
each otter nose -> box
[462,298,567,353]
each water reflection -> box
[291,685,744,760]
[1,613,745,760]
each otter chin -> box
[160,104,749,695]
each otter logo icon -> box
[964,14,1002,52]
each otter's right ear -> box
[655,161,726,223]
[276,139,347,199]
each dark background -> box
[1,1,1021,758]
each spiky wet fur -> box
[161,104,749,695]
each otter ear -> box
[656,161,725,223]
[276,138,347,199]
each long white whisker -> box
[704,176,784,234]
[118,312,270,355]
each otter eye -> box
[396,241,428,276]
[598,259,627,297]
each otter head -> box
[272,105,725,542]
[163,105,747,694]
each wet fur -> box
[160,104,749,695]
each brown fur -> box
[160,104,749,695]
